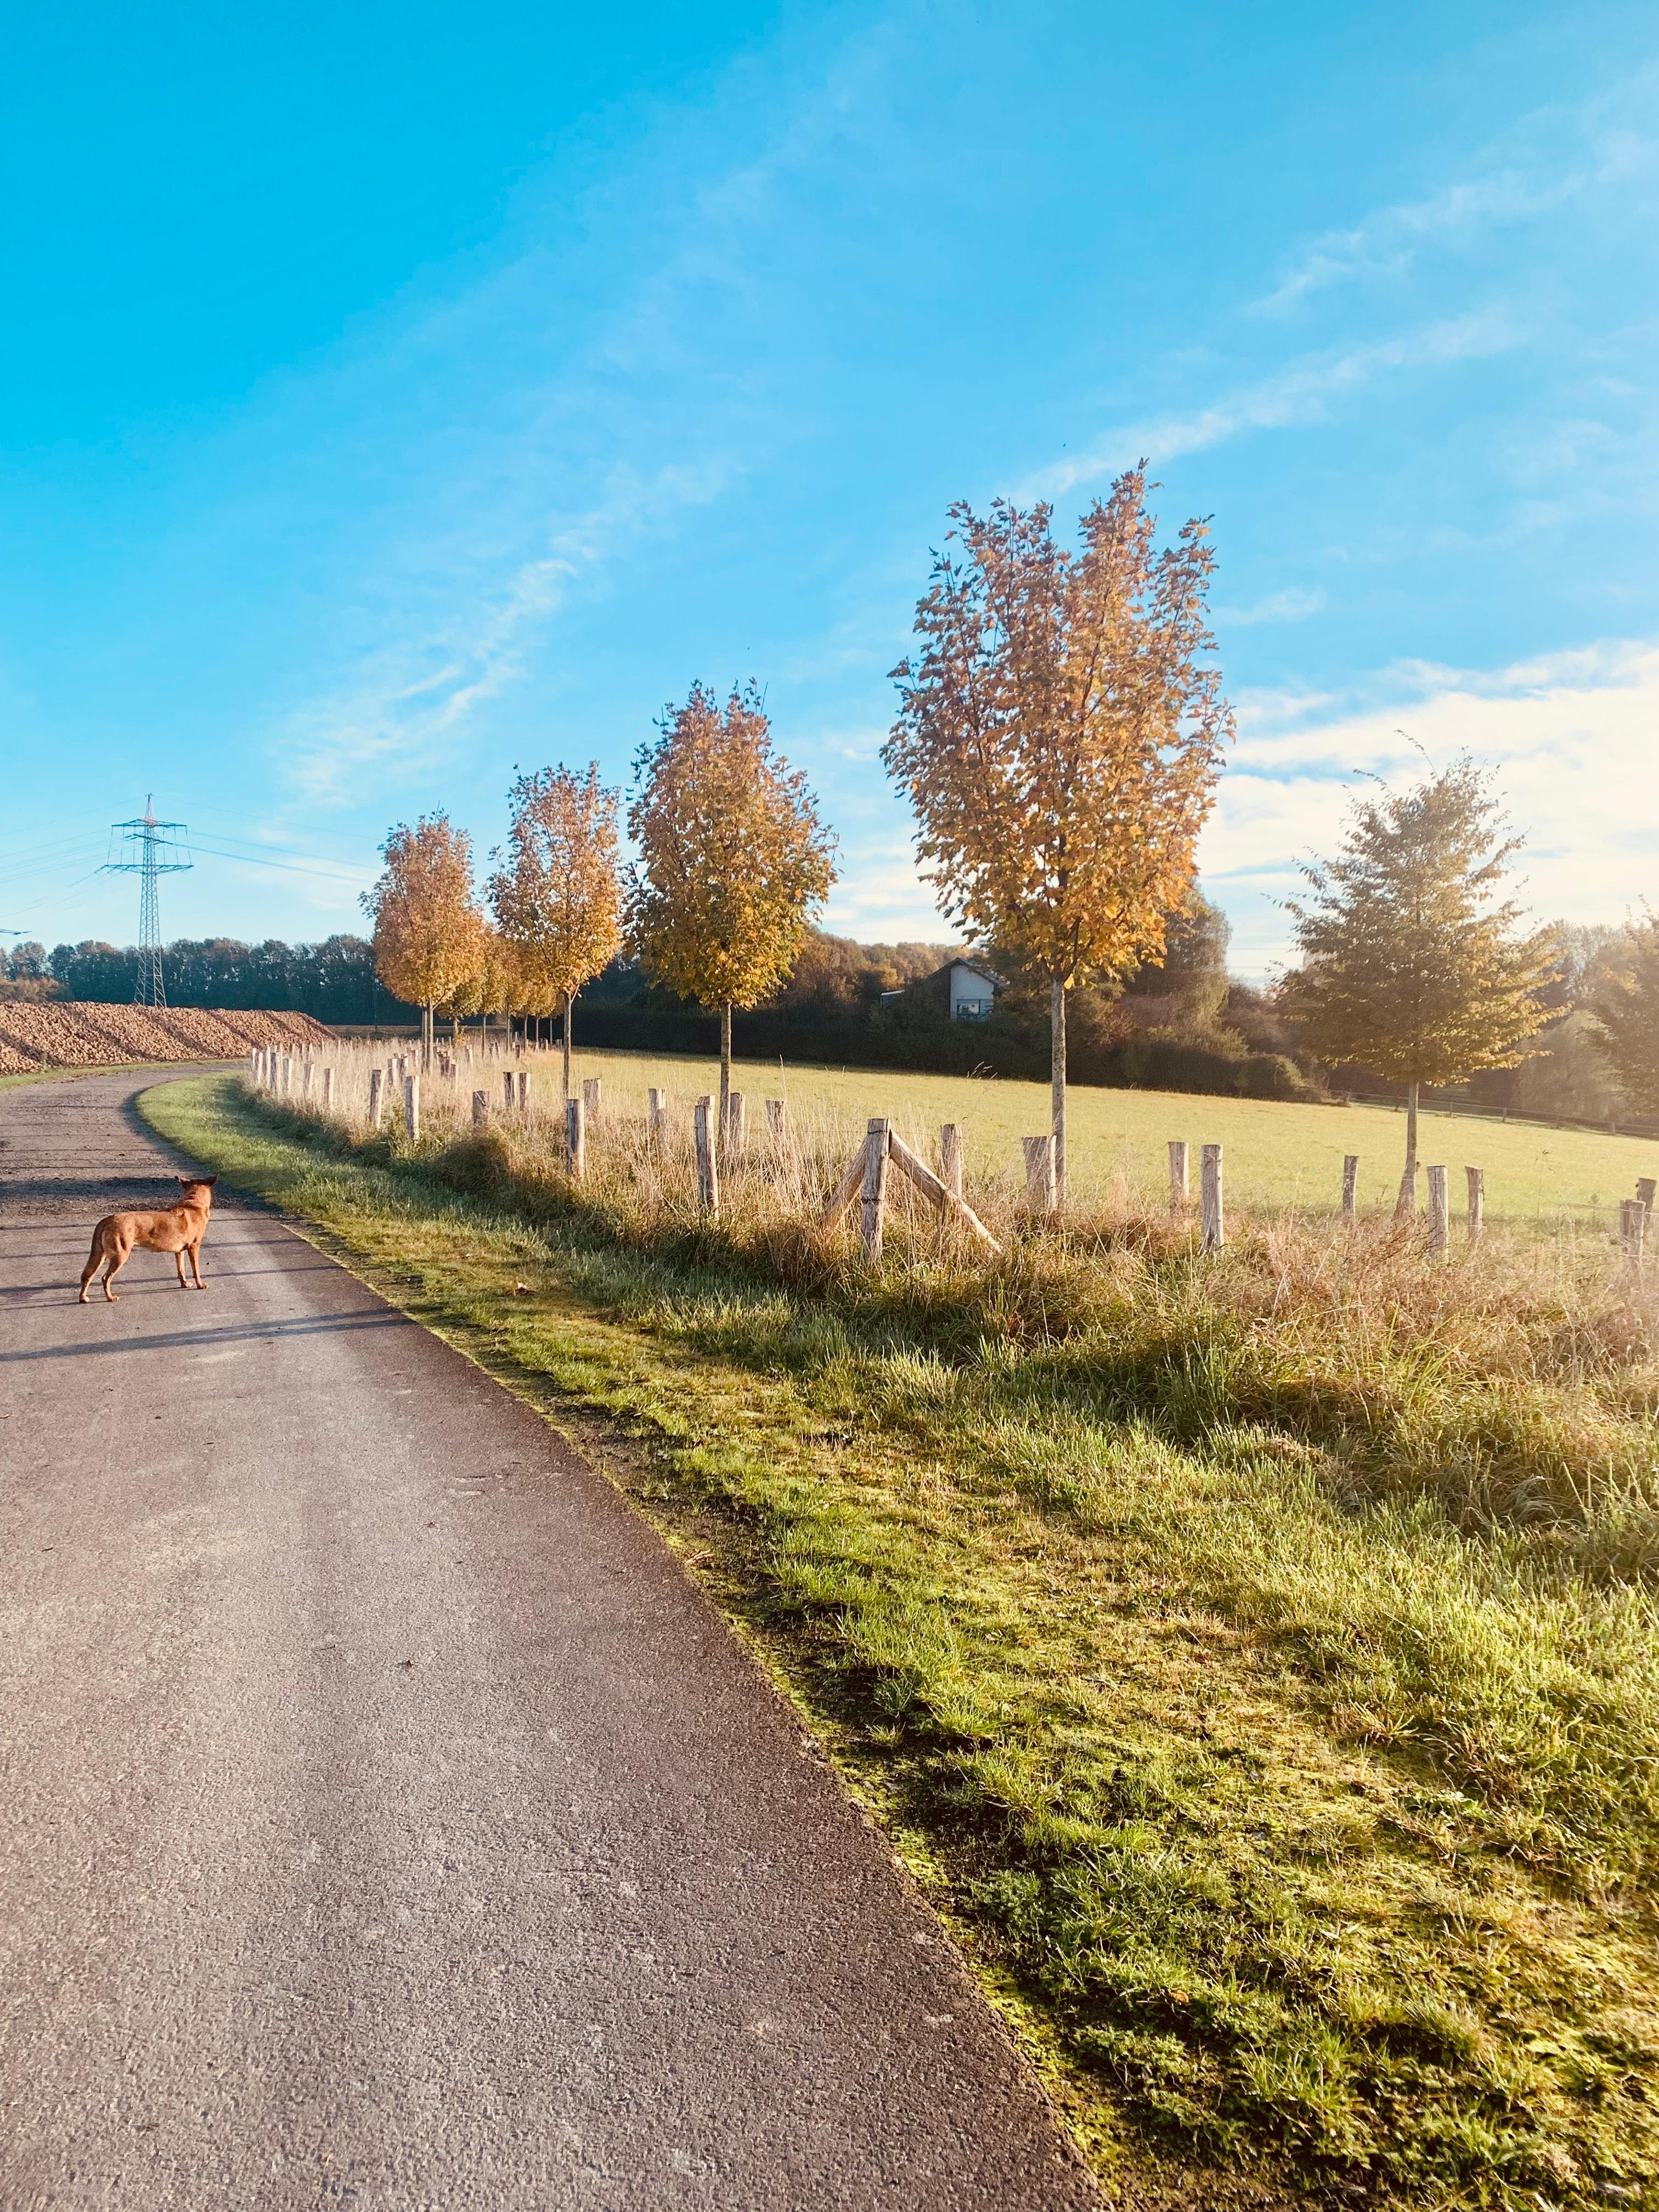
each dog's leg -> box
[78,1235,103,1304]
[189,1240,206,1290]
[102,1242,129,1301]
[176,1249,189,1290]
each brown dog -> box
[78,1177,219,1303]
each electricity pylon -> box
[103,800,193,1007]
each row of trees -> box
[366,684,836,1130]
[2,934,393,1019]
[369,466,1233,1189]
[363,462,1656,1195]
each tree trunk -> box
[421,1003,434,1071]
[1050,975,1068,1205]
[720,1000,732,1146]
[561,990,573,1102]
[1395,1080,1420,1217]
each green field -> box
[544,1046,1659,1227]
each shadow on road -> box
[0,1307,403,1363]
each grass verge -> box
[143,1074,1659,2211]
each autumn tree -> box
[1589,910,1659,1113]
[488,764,622,1101]
[1278,759,1556,1211]
[363,814,485,1067]
[883,470,1232,1200]
[627,683,836,1134]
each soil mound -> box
[0,1003,331,1075]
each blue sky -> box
[4,0,1656,975]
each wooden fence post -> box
[565,1097,585,1180]
[472,1088,488,1128]
[1426,1165,1449,1260]
[517,1071,528,1112]
[1638,1177,1656,1226]
[1342,1154,1359,1224]
[1621,1199,1646,1263]
[300,1060,312,1098]
[405,1075,421,1142]
[1465,1166,1484,1243]
[502,1070,514,1111]
[1023,1135,1057,1216]
[765,1097,786,1140]
[939,1124,963,1202]
[583,1077,602,1124]
[368,1068,383,1126]
[1200,1144,1224,1251]
[726,1091,747,1153]
[693,1097,719,1214]
[648,1088,668,1143]
[1167,1139,1188,1212]
[321,1066,334,1111]
[861,1119,889,1261]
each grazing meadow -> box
[148,1054,1659,2210]
[297,1033,1655,1228]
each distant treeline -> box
[14,936,413,1024]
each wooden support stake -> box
[471,1088,488,1128]
[1200,1143,1224,1252]
[861,1119,889,1262]
[648,1087,668,1142]
[693,1096,719,1214]
[1465,1166,1484,1243]
[1022,1135,1057,1216]
[280,1056,292,1096]
[583,1077,602,1124]
[565,1097,585,1180]
[1168,1139,1188,1212]
[517,1071,529,1111]
[503,1071,515,1111]
[301,1060,313,1098]
[1342,1154,1359,1224]
[1621,1199,1646,1262]
[939,1124,963,1202]
[821,1143,867,1228]
[1426,1165,1449,1261]
[405,1075,421,1142]
[726,1091,747,1153]
[368,1068,383,1126]
[321,1066,334,1110]
[765,1097,786,1140]
[1638,1177,1656,1226]
[887,1130,1001,1254]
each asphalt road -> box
[0,1071,1099,2211]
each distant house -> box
[882,957,1005,1023]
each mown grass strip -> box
[143,1074,1659,2211]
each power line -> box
[100,801,193,1006]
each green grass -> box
[142,1072,1659,2210]
[506,1043,1659,1229]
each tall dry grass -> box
[250,1037,1659,1575]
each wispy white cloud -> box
[1025,309,1524,498]
[1255,96,1657,312]
[1204,637,1659,969]
[1256,174,1577,313]
[281,462,731,802]
[1212,586,1327,629]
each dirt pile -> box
[0,1003,332,1076]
